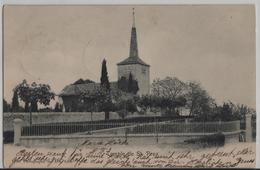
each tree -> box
[137,95,152,112]
[11,90,19,112]
[118,74,139,94]
[100,59,111,120]
[3,99,11,112]
[128,73,139,94]
[15,80,55,125]
[100,59,110,91]
[73,78,95,85]
[24,102,29,112]
[185,81,215,118]
[151,77,187,115]
[116,98,137,119]
[54,102,62,112]
[118,76,128,92]
[152,77,187,100]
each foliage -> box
[24,102,29,112]
[54,102,63,112]
[185,81,216,118]
[11,90,20,112]
[128,73,139,94]
[194,101,256,122]
[100,59,110,91]
[150,77,187,115]
[73,78,95,85]
[118,74,139,94]
[3,99,11,112]
[100,59,111,120]
[15,80,55,112]
[151,77,187,100]
[185,132,225,147]
[137,95,152,112]
[115,97,138,119]
[118,76,128,92]
[38,107,55,112]
[80,86,114,120]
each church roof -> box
[117,9,150,67]
[117,56,150,66]
[59,82,118,96]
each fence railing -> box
[126,120,240,134]
[21,120,240,136]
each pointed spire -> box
[129,8,138,58]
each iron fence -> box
[21,120,240,136]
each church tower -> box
[117,8,150,95]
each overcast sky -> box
[3,5,256,108]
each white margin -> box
[0,0,259,168]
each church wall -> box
[118,64,150,95]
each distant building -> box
[59,9,150,111]
[59,81,118,112]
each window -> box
[142,68,146,74]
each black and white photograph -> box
[2,4,257,168]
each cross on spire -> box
[129,8,138,58]
[132,8,135,27]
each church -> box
[59,9,150,112]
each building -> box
[117,9,150,95]
[59,9,150,111]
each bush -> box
[3,131,14,144]
[184,132,225,147]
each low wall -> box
[19,132,241,148]
[3,111,161,131]
[3,112,120,131]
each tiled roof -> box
[59,82,118,96]
[117,56,150,66]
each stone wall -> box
[3,112,121,131]
[19,132,240,148]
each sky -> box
[3,5,256,109]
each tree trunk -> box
[105,111,109,120]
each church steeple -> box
[129,8,138,58]
[117,8,149,67]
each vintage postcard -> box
[2,4,257,168]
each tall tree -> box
[118,76,128,92]
[185,81,215,118]
[100,59,110,91]
[11,90,19,112]
[100,59,111,120]
[128,73,139,94]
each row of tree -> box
[137,77,255,121]
[4,58,255,123]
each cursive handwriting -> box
[8,145,255,168]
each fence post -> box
[156,120,158,144]
[185,118,188,133]
[13,118,23,146]
[218,120,221,132]
[245,114,252,142]
[125,127,128,143]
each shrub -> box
[184,132,225,147]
